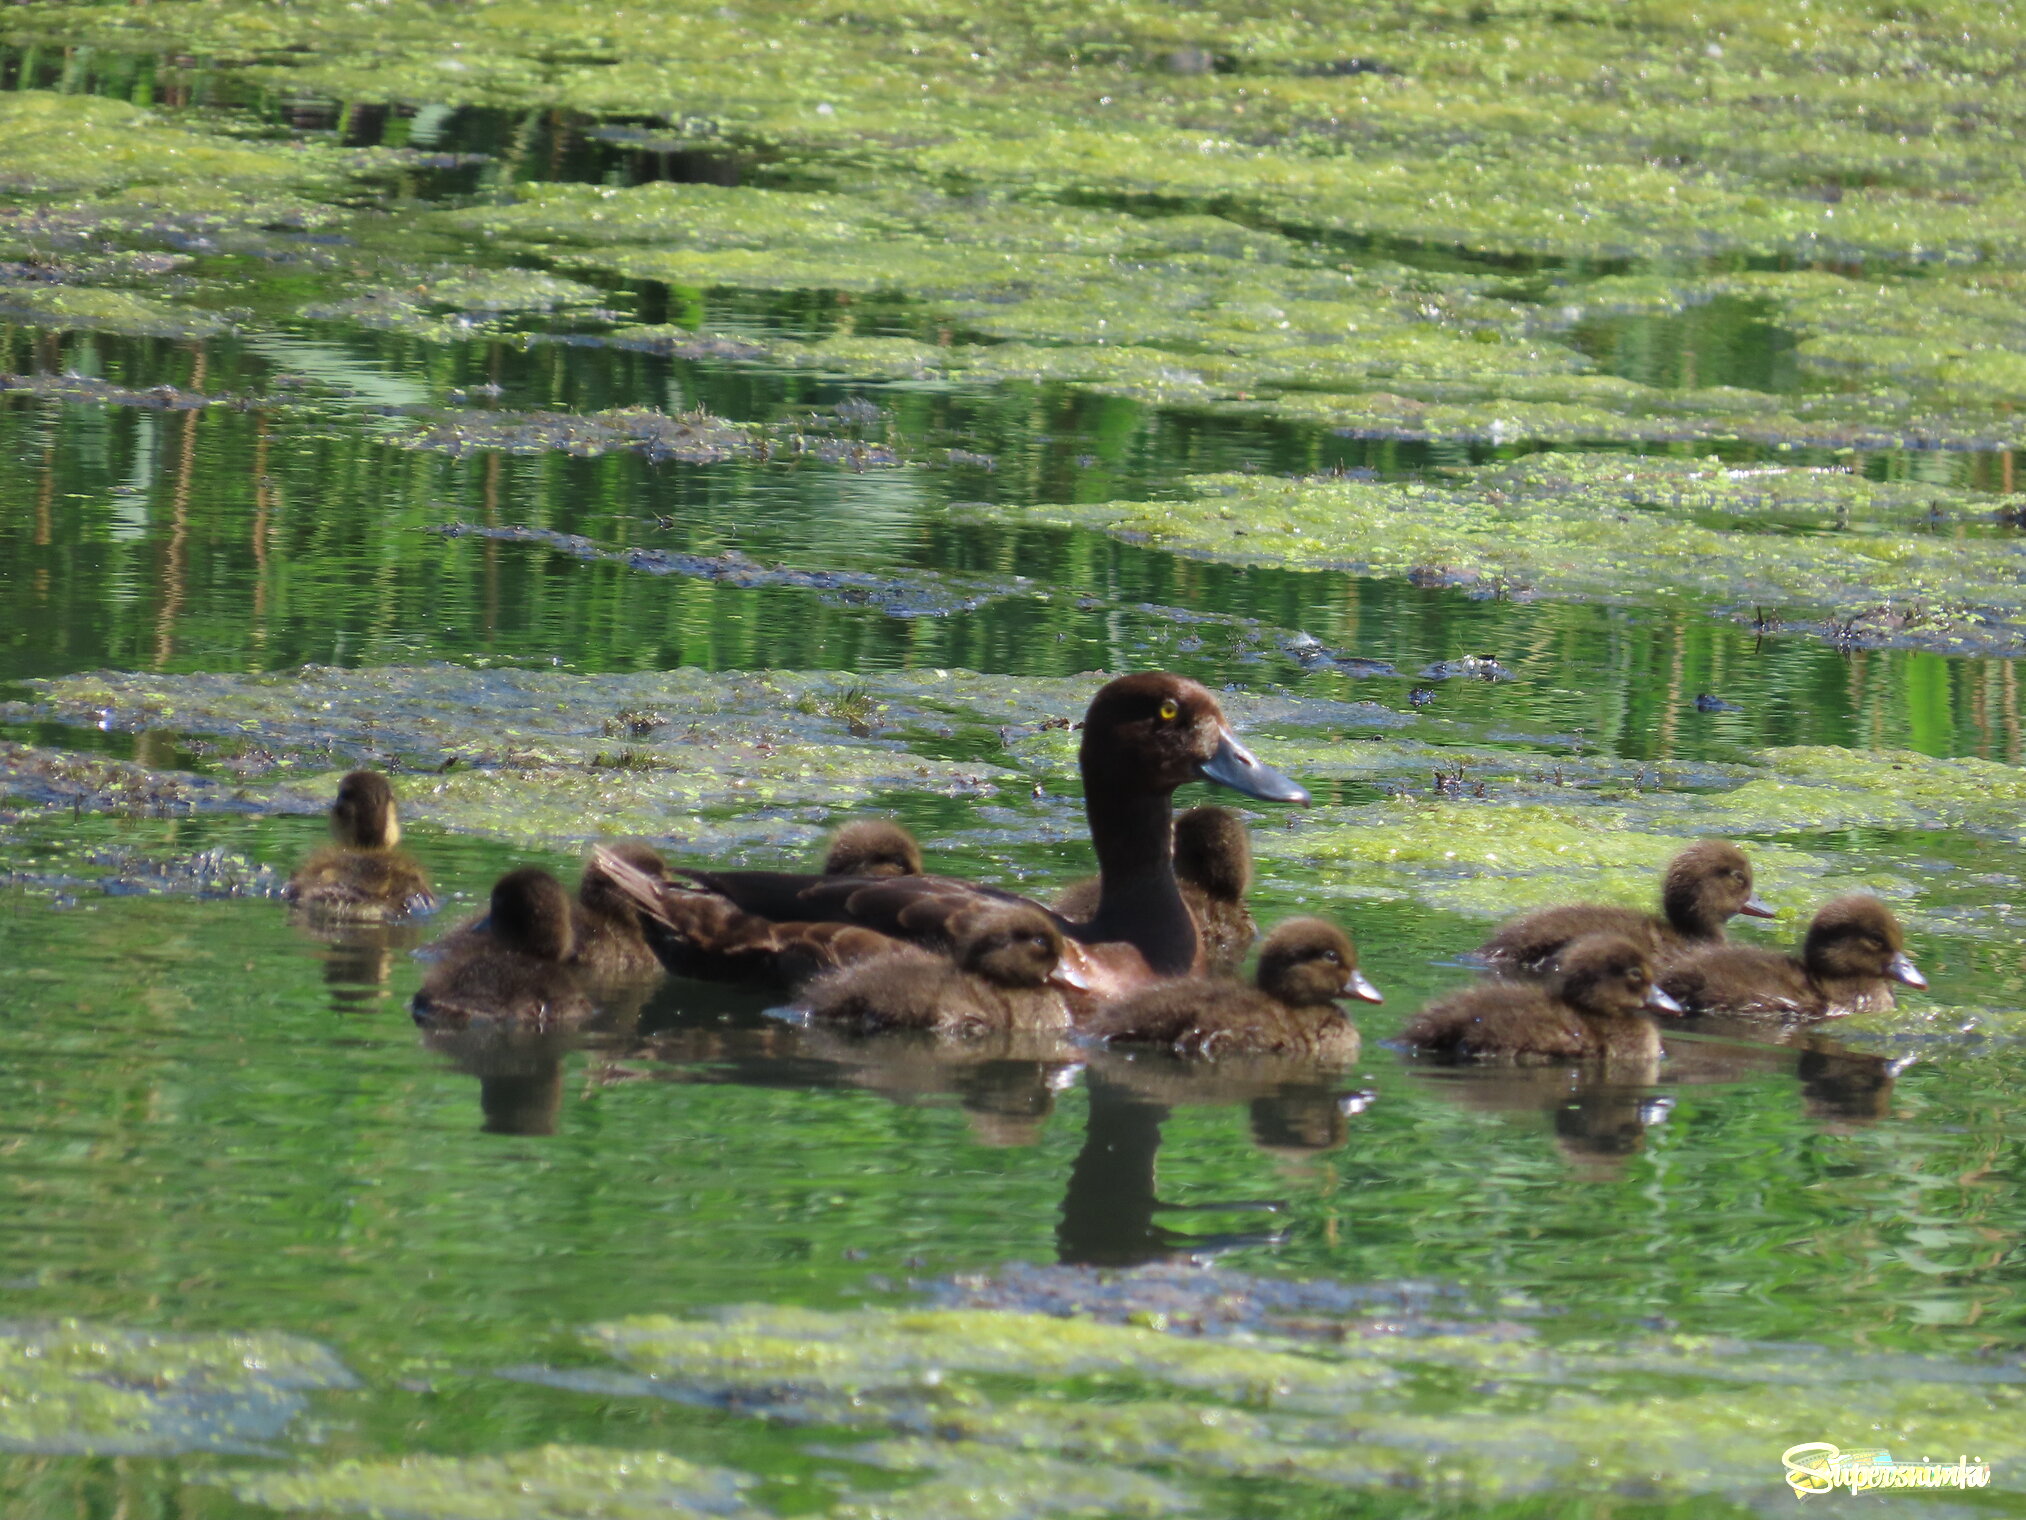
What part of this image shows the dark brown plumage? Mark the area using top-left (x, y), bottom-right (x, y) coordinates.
top-left (1083, 918), bottom-right (1378, 1062)
top-left (598, 673), bottom-right (1310, 999)
top-left (1478, 840), bottom-right (1772, 974)
top-left (1403, 933), bottom-right (1682, 1064)
top-left (284, 770), bottom-right (434, 921)
top-left (1056, 805), bottom-right (1256, 973)
top-left (822, 820), bottom-right (923, 879)
top-left (428, 842), bottom-right (669, 983)
top-left (800, 906), bottom-right (1072, 1037)
top-left (410, 868), bottom-right (592, 1031)
top-left (1659, 894), bottom-right (1925, 1022)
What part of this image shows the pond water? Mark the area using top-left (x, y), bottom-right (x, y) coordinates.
top-left (1, 6), bottom-right (2024, 1515)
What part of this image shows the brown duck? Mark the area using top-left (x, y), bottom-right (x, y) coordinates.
top-left (799, 905), bottom-right (1072, 1037)
top-left (596, 673), bottom-right (1310, 998)
top-left (822, 820), bottom-right (923, 879)
top-left (1659, 894), bottom-right (1925, 1022)
top-left (1403, 933), bottom-right (1683, 1064)
top-left (1056, 804), bottom-right (1256, 974)
top-left (428, 842), bottom-right (670, 983)
top-left (1083, 918), bottom-right (1380, 1062)
top-left (284, 770), bottom-right (434, 920)
top-left (1478, 840), bottom-right (1773, 974)
top-left (410, 868), bottom-right (591, 1031)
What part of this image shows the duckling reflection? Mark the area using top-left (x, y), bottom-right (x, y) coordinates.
top-left (420, 1023), bottom-right (574, 1137)
top-left (315, 920), bottom-right (429, 1015)
top-left (1657, 1024), bottom-right (1906, 1132)
top-left (284, 770), bottom-right (434, 922)
top-left (1405, 1064), bottom-right (1672, 1179)
top-left (792, 1024), bottom-right (1085, 1147)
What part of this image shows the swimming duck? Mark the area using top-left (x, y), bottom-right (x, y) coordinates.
top-left (1055, 805), bottom-right (1257, 974)
top-left (597, 673), bottom-right (1310, 998)
top-left (1658, 894), bottom-right (1925, 1022)
top-left (284, 770), bottom-right (434, 920)
top-left (822, 819), bottom-right (923, 879)
top-left (410, 868), bottom-right (591, 1031)
top-left (1478, 840), bottom-right (1772, 974)
top-left (1083, 918), bottom-right (1379, 1062)
top-left (1403, 933), bottom-right (1683, 1064)
top-left (427, 842), bottom-right (669, 983)
top-left (800, 905), bottom-right (1072, 1037)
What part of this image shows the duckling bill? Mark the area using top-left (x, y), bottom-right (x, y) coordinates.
top-left (284, 770), bottom-right (434, 921)
top-left (1084, 918), bottom-right (1379, 1063)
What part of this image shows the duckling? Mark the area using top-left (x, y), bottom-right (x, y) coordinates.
top-left (1083, 918), bottom-right (1380, 1062)
top-left (1479, 839), bottom-right (1772, 974)
top-left (284, 770), bottom-right (434, 920)
top-left (1659, 894), bottom-right (1925, 1022)
top-left (410, 868), bottom-right (591, 1031)
top-left (800, 905), bottom-right (1072, 1037)
top-left (571, 842), bottom-right (672, 981)
top-left (1402, 933), bottom-right (1683, 1064)
top-left (1056, 805), bottom-right (1257, 973)
top-left (822, 819), bottom-right (924, 879)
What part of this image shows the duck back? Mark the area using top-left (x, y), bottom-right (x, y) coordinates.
top-left (1402, 981), bottom-right (1657, 1064)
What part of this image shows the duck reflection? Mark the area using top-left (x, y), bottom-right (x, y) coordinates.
top-left (1406, 1062), bottom-right (1671, 1179)
top-left (1660, 1022), bottom-right (1907, 1130)
top-left (304, 920), bottom-right (428, 1015)
top-left (421, 1023), bottom-right (574, 1136)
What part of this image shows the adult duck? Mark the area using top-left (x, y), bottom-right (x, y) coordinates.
top-left (411, 867), bottom-right (591, 1031)
top-left (1478, 839), bottom-right (1772, 974)
top-left (1083, 917), bottom-right (1379, 1062)
top-left (1055, 804), bottom-right (1256, 974)
top-left (284, 770), bottom-right (434, 920)
top-left (1658, 894), bottom-right (1925, 1023)
top-left (1403, 933), bottom-right (1683, 1064)
top-left (598, 673), bottom-right (1309, 998)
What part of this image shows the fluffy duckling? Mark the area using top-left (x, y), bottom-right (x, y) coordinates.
top-left (822, 819), bottom-right (924, 879)
top-left (1659, 894), bottom-right (1925, 1022)
top-left (571, 842), bottom-right (672, 980)
top-left (1479, 839), bottom-right (1772, 974)
top-left (800, 905), bottom-right (1072, 1037)
top-left (284, 770), bottom-right (434, 920)
top-left (411, 868), bottom-right (591, 1031)
top-left (1056, 805), bottom-right (1257, 973)
top-left (1403, 933), bottom-right (1683, 1064)
top-left (1083, 918), bottom-right (1381, 1063)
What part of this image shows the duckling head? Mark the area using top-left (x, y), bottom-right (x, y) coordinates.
top-left (579, 841), bottom-right (668, 918)
top-left (331, 770), bottom-right (400, 850)
top-left (1803, 895), bottom-right (1926, 988)
top-left (1255, 918), bottom-right (1382, 1007)
top-left (489, 867), bottom-right (576, 964)
top-left (1173, 805), bottom-right (1253, 902)
top-left (955, 906), bottom-right (1064, 988)
top-left (1080, 672), bottom-right (1308, 805)
top-left (1662, 839), bottom-right (1774, 926)
top-left (823, 819), bottom-right (923, 879)
top-left (1552, 933), bottom-right (1683, 1018)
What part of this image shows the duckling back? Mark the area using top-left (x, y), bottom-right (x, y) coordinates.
top-left (412, 868), bottom-right (590, 1031)
top-left (1404, 933), bottom-right (1673, 1064)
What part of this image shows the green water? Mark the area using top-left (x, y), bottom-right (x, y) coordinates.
top-left (2, 2), bottom-right (2025, 1513)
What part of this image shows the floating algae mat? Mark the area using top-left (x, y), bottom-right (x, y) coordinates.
top-left (0, 0), bottom-right (2024, 1515)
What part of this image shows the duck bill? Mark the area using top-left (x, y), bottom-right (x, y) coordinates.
top-left (1739, 894), bottom-right (1777, 919)
top-left (1345, 968), bottom-right (1384, 1004)
top-left (1886, 951), bottom-right (1928, 990)
top-left (1644, 984), bottom-right (1686, 1015)
top-left (1198, 727), bottom-right (1310, 806)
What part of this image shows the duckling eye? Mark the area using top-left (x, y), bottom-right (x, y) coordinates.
top-left (1158, 698), bottom-right (1180, 721)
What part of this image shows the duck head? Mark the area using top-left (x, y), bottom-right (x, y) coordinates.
top-left (579, 841), bottom-right (668, 918)
top-left (489, 867), bottom-right (577, 964)
top-left (1803, 895), bottom-right (1926, 988)
top-left (1173, 805), bottom-right (1254, 901)
top-left (1554, 933), bottom-right (1683, 1017)
top-left (823, 819), bottom-right (924, 879)
top-left (956, 906), bottom-right (1064, 988)
top-left (1662, 840), bottom-right (1773, 929)
top-left (331, 770), bottom-right (400, 850)
top-left (1079, 673), bottom-right (1309, 805)
top-left (1255, 917), bottom-right (1383, 1007)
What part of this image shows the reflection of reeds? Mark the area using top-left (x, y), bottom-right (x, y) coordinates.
top-left (153, 348), bottom-right (202, 669)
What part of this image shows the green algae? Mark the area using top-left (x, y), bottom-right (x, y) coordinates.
top-left (975, 453), bottom-right (2026, 654)
top-left (0, 89), bottom-right (331, 198)
top-left (0, 1321), bottom-right (351, 1455)
top-left (834, 1441), bottom-right (1192, 1520)
top-left (231, 1445), bottom-right (765, 1520)
top-left (0, 283), bottom-right (223, 339)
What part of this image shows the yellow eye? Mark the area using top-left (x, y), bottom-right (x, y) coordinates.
top-left (1158, 699), bottom-right (1179, 721)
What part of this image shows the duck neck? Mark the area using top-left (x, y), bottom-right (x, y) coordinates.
top-left (1079, 787), bottom-right (1197, 975)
